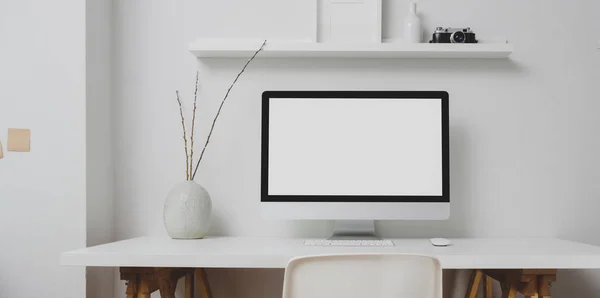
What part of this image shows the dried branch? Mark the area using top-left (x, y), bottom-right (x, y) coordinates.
top-left (189, 71), bottom-right (199, 178)
top-left (191, 39), bottom-right (267, 180)
top-left (175, 90), bottom-right (190, 180)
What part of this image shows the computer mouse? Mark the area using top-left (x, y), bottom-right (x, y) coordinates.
top-left (430, 238), bottom-right (451, 247)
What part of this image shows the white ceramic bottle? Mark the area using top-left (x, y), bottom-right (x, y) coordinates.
top-left (404, 2), bottom-right (422, 43)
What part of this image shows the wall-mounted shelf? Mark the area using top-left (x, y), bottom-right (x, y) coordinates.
top-left (189, 39), bottom-right (513, 59)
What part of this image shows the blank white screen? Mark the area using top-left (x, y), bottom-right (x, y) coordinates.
top-left (268, 98), bottom-right (443, 196)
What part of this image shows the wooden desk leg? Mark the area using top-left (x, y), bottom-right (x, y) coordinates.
top-left (138, 278), bottom-right (151, 298)
top-left (483, 269), bottom-right (556, 298)
top-left (125, 275), bottom-right (139, 298)
top-left (196, 268), bottom-right (213, 298)
top-left (537, 275), bottom-right (554, 298)
top-left (483, 275), bottom-right (493, 298)
top-left (465, 269), bottom-right (483, 298)
top-left (185, 271), bottom-right (195, 298)
top-left (157, 268), bottom-right (183, 298)
top-left (119, 267), bottom-right (198, 298)
top-left (465, 270), bottom-right (494, 298)
top-left (501, 283), bottom-right (517, 298)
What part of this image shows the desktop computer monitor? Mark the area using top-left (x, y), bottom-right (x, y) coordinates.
top-left (261, 91), bottom-right (449, 237)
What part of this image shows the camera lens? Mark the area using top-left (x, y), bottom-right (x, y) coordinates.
top-left (451, 31), bottom-right (465, 43)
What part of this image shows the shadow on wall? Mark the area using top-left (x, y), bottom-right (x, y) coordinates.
top-left (553, 270), bottom-right (600, 297)
top-left (376, 124), bottom-right (471, 238)
top-left (204, 268), bottom-right (284, 298)
top-left (202, 77), bottom-right (492, 239)
top-left (210, 204), bottom-right (333, 237)
top-left (200, 57), bottom-right (527, 78)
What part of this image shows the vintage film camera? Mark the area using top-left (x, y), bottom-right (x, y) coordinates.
top-left (430, 27), bottom-right (478, 43)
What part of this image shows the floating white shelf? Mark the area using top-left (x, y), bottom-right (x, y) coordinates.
top-left (189, 39), bottom-right (513, 59)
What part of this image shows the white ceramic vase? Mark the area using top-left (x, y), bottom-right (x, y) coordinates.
top-left (404, 2), bottom-right (422, 43)
top-left (163, 181), bottom-right (212, 239)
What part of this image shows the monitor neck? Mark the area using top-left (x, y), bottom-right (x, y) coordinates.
top-left (329, 220), bottom-right (380, 240)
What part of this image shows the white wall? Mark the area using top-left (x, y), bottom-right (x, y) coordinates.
top-left (0, 0), bottom-right (86, 297)
top-left (112, 0), bottom-right (600, 297)
top-left (87, 0), bottom-right (115, 297)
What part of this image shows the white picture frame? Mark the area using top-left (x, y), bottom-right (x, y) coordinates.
top-left (317, 0), bottom-right (382, 43)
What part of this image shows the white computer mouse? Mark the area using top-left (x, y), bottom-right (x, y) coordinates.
top-left (430, 238), bottom-right (451, 247)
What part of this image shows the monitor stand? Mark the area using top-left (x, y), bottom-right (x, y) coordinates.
top-left (328, 220), bottom-right (381, 240)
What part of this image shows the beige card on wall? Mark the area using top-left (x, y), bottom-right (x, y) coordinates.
top-left (7, 128), bottom-right (31, 152)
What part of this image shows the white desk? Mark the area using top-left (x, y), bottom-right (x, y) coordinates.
top-left (61, 236), bottom-right (600, 269)
top-left (61, 237), bottom-right (600, 298)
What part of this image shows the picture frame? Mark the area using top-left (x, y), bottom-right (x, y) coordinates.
top-left (317, 0), bottom-right (382, 43)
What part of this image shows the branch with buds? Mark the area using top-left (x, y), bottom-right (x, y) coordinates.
top-left (175, 40), bottom-right (267, 181)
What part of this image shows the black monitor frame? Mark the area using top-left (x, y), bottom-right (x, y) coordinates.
top-left (261, 91), bottom-right (449, 203)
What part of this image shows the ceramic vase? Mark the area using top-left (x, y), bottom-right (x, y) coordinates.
top-left (163, 180), bottom-right (212, 239)
top-left (404, 2), bottom-right (422, 43)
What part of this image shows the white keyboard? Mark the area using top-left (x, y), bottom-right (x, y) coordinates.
top-left (304, 239), bottom-right (395, 247)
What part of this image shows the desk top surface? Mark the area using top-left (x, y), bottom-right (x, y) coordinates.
top-left (61, 237), bottom-right (600, 269)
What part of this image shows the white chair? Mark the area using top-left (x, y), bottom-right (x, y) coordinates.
top-left (282, 254), bottom-right (442, 298)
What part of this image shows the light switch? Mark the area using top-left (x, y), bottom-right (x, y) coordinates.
top-left (0, 140), bottom-right (4, 159)
top-left (7, 128), bottom-right (31, 152)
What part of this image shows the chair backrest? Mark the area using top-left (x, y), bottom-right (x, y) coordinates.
top-left (282, 254), bottom-right (442, 298)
